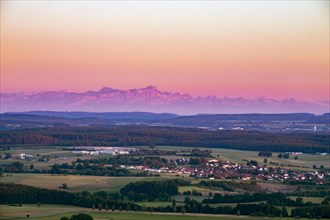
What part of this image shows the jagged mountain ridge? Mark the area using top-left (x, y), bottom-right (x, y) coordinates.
top-left (1, 86), bottom-right (328, 114)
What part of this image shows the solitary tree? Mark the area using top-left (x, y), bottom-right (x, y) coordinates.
top-left (296, 197), bottom-right (303, 206)
top-left (4, 153), bottom-right (12, 159)
top-left (61, 183), bottom-right (68, 189)
top-left (282, 206), bottom-right (288, 217)
top-left (283, 153), bottom-right (290, 159)
top-left (181, 207), bottom-right (186, 215)
top-left (172, 205), bottom-right (177, 212)
top-left (321, 200), bottom-right (329, 205)
top-left (97, 203), bottom-right (103, 211)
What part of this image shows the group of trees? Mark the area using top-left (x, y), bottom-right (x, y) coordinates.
top-left (0, 162), bottom-right (24, 173)
top-left (278, 153), bottom-right (290, 159)
top-left (205, 192), bottom-right (322, 208)
top-left (68, 154), bottom-right (211, 170)
top-left (1, 126), bottom-right (329, 153)
top-left (60, 213), bottom-right (93, 220)
top-left (189, 148), bottom-right (212, 157)
top-left (198, 180), bottom-right (259, 192)
top-left (0, 183), bottom-right (75, 205)
top-left (76, 156), bottom-right (174, 169)
top-left (293, 205), bottom-right (330, 218)
top-left (50, 163), bottom-right (144, 177)
top-left (258, 151), bottom-right (272, 157)
top-left (120, 180), bottom-right (179, 201)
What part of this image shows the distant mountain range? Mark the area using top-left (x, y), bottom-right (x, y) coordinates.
top-left (1, 86), bottom-right (329, 114)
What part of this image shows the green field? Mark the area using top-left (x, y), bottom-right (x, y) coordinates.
top-left (0, 173), bottom-right (173, 193)
top-left (0, 204), bottom-right (310, 220)
top-left (0, 173), bottom-right (300, 196)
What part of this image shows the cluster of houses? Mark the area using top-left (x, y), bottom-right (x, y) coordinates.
top-left (17, 153), bottom-right (34, 160)
top-left (71, 146), bottom-right (134, 156)
top-left (123, 159), bottom-right (328, 184)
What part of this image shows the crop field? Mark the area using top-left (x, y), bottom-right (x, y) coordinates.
top-left (288, 196), bottom-right (324, 204)
top-left (0, 204), bottom-right (303, 220)
top-left (178, 185), bottom-right (209, 193)
top-left (0, 173), bottom-right (173, 193)
top-left (136, 201), bottom-right (177, 207)
top-left (172, 195), bottom-right (206, 203)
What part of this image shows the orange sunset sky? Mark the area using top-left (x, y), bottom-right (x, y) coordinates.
top-left (1, 1), bottom-right (329, 101)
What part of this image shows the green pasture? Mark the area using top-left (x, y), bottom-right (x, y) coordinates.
top-left (0, 173), bottom-right (198, 195)
top-left (0, 204), bottom-right (307, 220)
top-left (0, 173), bottom-right (173, 193)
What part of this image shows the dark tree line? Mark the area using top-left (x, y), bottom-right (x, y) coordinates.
top-left (76, 156), bottom-right (172, 169)
top-left (0, 183), bottom-right (75, 204)
top-left (258, 151), bottom-right (273, 157)
top-left (293, 206), bottom-right (330, 218)
top-left (1, 182), bottom-right (329, 217)
top-left (198, 180), bottom-right (259, 192)
top-left (0, 162), bottom-right (152, 177)
top-left (1, 126), bottom-right (329, 153)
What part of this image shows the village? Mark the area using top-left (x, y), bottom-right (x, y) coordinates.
top-left (122, 158), bottom-right (328, 184)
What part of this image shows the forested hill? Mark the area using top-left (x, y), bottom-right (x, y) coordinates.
top-left (1, 112), bottom-right (329, 132)
top-left (0, 126), bottom-right (329, 153)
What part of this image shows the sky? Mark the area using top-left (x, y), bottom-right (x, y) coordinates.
top-left (1, 0), bottom-right (329, 101)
